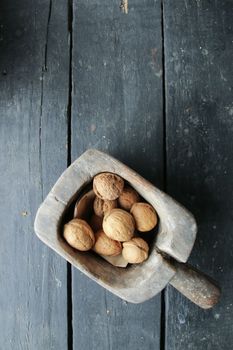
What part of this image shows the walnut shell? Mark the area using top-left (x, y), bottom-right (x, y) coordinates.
top-left (93, 230), bottom-right (122, 256)
top-left (93, 196), bottom-right (117, 218)
top-left (93, 172), bottom-right (124, 200)
top-left (89, 214), bottom-right (103, 232)
top-left (103, 208), bottom-right (135, 242)
top-left (122, 237), bottom-right (149, 263)
top-left (130, 202), bottom-right (157, 232)
top-left (118, 186), bottom-right (140, 211)
top-left (63, 219), bottom-right (95, 251)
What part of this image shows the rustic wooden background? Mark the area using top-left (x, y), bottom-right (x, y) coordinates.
top-left (0, 0), bottom-right (232, 349)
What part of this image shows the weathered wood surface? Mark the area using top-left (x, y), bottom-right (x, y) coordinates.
top-left (169, 262), bottom-right (220, 310)
top-left (71, 1), bottom-right (164, 348)
top-left (164, 0), bottom-right (233, 349)
top-left (0, 0), bottom-right (69, 349)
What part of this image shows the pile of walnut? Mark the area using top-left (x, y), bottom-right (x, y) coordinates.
top-left (63, 172), bottom-right (158, 266)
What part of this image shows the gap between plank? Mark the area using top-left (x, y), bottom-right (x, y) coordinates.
top-left (67, 263), bottom-right (73, 350)
top-left (67, 0), bottom-right (73, 167)
top-left (161, 0), bottom-right (167, 192)
top-left (160, 290), bottom-right (166, 350)
top-left (67, 0), bottom-right (73, 349)
top-left (39, 0), bottom-right (52, 200)
top-left (160, 1), bottom-right (167, 350)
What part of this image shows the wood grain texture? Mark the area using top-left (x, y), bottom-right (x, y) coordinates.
top-left (71, 0), bottom-right (164, 348)
top-left (169, 262), bottom-right (220, 309)
top-left (164, 0), bottom-right (233, 348)
top-left (0, 0), bottom-right (69, 348)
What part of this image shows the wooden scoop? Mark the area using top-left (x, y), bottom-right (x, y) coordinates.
top-left (34, 149), bottom-right (220, 309)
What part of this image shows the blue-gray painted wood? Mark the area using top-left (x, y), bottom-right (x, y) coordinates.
top-left (1, 0), bottom-right (232, 348)
top-left (164, 1), bottom-right (233, 349)
top-left (0, 0), bottom-right (69, 348)
top-left (71, 0), bottom-right (164, 348)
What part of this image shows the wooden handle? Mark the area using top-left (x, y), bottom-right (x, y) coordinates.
top-left (169, 262), bottom-right (220, 309)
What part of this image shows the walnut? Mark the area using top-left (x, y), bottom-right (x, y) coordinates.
top-left (130, 202), bottom-right (157, 232)
top-left (103, 208), bottom-right (135, 242)
top-left (93, 172), bottom-right (124, 200)
top-left (118, 186), bottom-right (140, 211)
top-left (93, 230), bottom-right (122, 256)
top-left (63, 219), bottom-right (95, 251)
top-left (122, 237), bottom-right (149, 263)
top-left (93, 196), bottom-right (117, 218)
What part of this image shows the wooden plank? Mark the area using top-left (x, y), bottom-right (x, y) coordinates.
top-left (0, 0), bottom-right (69, 348)
top-left (71, 0), bottom-right (164, 348)
top-left (164, 1), bottom-right (233, 348)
